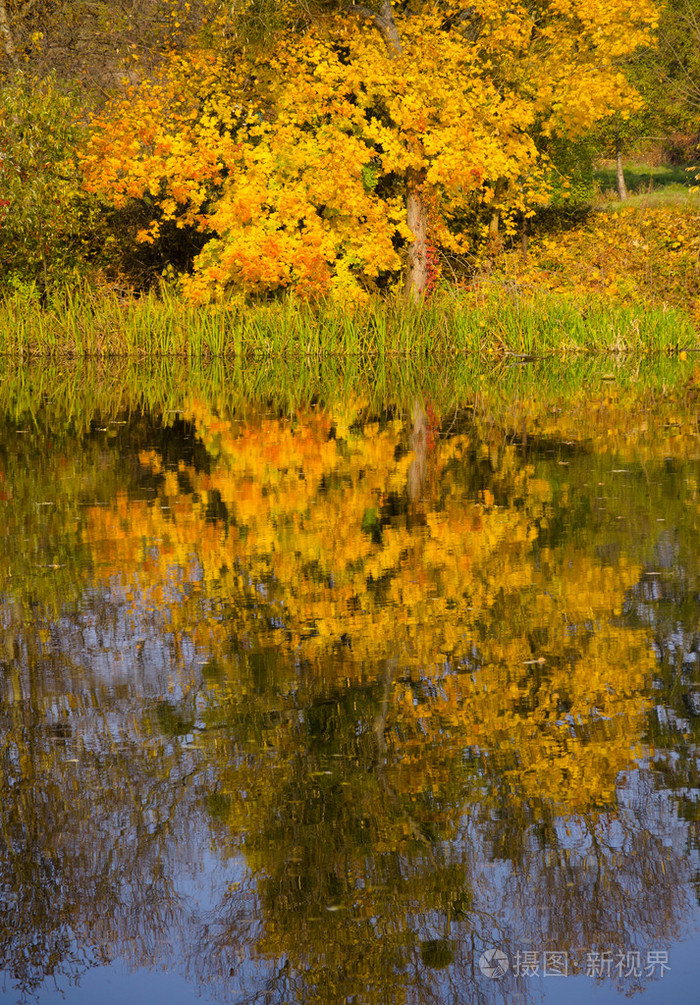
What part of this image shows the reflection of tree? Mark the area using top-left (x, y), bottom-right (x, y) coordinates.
top-left (192, 637), bottom-right (689, 1000)
top-left (473, 789), bottom-right (689, 966)
top-left (623, 561), bottom-right (700, 893)
top-left (197, 673), bottom-right (484, 1004)
top-left (0, 384), bottom-right (699, 1002)
top-left (407, 400), bottom-right (429, 503)
top-left (0, 624), bottom-right (206, 999)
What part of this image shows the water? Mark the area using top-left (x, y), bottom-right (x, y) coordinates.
top-left (1, 359), bottom-right (699, 1004)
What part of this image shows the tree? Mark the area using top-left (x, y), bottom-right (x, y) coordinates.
top-left (83, 0), bottom-right (659, 301)
top-left (638, 0), bottom-right (700, 126)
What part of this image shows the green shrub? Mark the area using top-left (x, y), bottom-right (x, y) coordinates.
top-left (0, 73), bottom-right (104, 293)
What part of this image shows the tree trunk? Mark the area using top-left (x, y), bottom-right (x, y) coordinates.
top-left (354, 2), bottom-right (429, 303)
top-left (405, 174), bottom-right (429, 304)
top-left (374, 0), bottom-right (403, 55)
top-left (615, 135), bottom-right (628, 201)
top-left (488, 177), bottom-right (506, 245)
top-left (489, 208), bottom-right (500, 242)
top-left (351, 0), bottom-right (403, 55)
top-left (0, 0), bottom-right (18, 68)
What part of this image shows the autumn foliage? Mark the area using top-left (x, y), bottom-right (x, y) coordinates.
top-left (82, 0), bottom-right (659, 301)
top-left (498, 205), bottom-right (700, 318)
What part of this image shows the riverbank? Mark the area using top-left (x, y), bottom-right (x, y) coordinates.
top-left (1, 282), bottom-right (697, 360)
top-left (3, 196), bottom-right (699, 359)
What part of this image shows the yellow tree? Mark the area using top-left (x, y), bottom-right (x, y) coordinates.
top-left (83, 0), bottom-right (658, 301)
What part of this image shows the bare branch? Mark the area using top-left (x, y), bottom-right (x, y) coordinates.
top-left (0, 0), bottom-right (18, 67)
top-left (14, 0), bottom-right (41, 22)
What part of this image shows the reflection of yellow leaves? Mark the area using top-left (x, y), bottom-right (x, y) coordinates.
top-left (139, 448), bottom-right (162, 474)
top-left (81, 398), bottom-right (662, 815)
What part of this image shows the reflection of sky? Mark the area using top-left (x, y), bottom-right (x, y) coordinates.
top-left (9, 967), bottom-right (224, 1005)
top-left (4, 414), bottom-right (700, 1004)
top-left (3, 920), bottom-right (697, 1005)
top-left (3, 631), bottom-right (700, 1005)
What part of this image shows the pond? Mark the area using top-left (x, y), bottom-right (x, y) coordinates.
top-left (0, 357), bottom-right (699, 1005)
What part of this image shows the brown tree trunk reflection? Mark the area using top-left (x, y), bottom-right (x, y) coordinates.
top-left (407, 400), bottom-right (428, 503)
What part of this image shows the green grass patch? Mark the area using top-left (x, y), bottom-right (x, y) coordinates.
top-left (593, 160), bottom-right (698, 209)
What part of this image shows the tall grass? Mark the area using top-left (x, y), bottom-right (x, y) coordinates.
top-left (0, 282), bottom-right (696, 359)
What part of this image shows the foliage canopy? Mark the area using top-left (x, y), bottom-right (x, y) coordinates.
top-left (83, 0), bottom-right (659, 301)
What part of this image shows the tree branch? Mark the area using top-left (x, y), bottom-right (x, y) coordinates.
top-left (0, 0), bottom-right (18, 67)
top-left (345, 0), bottom-right (403, 55)
top-left (15, 0), bottom-right (41, 22)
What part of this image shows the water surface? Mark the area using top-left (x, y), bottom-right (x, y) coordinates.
top-left (1, 358), bottom-right (699, 1004)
